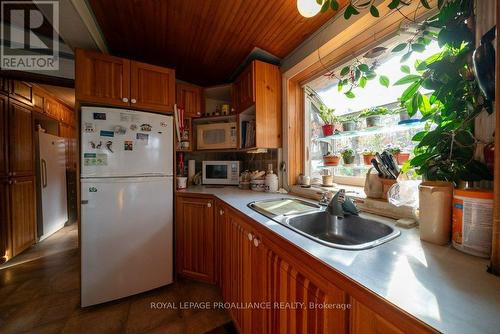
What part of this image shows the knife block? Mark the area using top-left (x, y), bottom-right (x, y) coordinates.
top-left (380, 178), bottom-right (397, 200)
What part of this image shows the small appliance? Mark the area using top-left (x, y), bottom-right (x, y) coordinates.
top-left (202, 161), bottom-right (240, 185)
top-left (196, 122), bottom-right (237, 150)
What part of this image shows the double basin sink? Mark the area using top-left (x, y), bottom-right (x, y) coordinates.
top-left (248, 198), bottom-right (400, 250)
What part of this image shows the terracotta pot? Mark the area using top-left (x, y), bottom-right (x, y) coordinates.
top-left (363, 154), bottom-right (375, 165)
top-left (323, 155), bottom-right (340, 166)
top-left (395, 152), bottom-right (410, 165)
top-left (322, 124), bottom-right (334, 137)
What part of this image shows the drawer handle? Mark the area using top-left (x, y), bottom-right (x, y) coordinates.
top-left (122, 97), bottom-right (129, 103)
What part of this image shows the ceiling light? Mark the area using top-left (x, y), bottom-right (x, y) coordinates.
top-left (297, 0), bottom-right (322, 18)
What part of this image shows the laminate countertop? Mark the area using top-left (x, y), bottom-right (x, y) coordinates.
top-left (177, 186), bottom-right (500, 334)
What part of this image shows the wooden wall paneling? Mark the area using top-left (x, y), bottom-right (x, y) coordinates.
top-left (44, 96), bottom-right (60, 120)
top-left (130, 61), bottom-right (175, 113)
top-left (255, 61), bottom-right (282, 148)
top-left (285, 78), bottom-right (305, 187)
top-left (0, 95), bottom-right (7, 178)
top-left (10, 176), bottom-right (36, 256)
top-left (0, 177), bottom-right (11, 263)
top-left (8, 101), bottom-right (33, 177)
top-left (491, 2), bottom-right (500, 276)
top-left (75, 48), bottom-right (131, 107)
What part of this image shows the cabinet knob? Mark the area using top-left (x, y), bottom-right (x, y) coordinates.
top-left (219, 209), bottom-right (224, 216)
top-left (8, 180), bottom-right (13, 185)
top-left (131, 98), bottom-right (137, 104)
top-left (253, 238), bottom-right (260, 247)
top-left (11, 172), bottom-right (16, 176)
top-left (247, 233), bottom-right (253, 241)
top-left (122, 97), bottom-right (129, 103)
top-left (207, 202), bottom-right (212, 208)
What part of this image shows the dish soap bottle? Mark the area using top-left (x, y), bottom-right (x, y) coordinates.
top-left (265, 164), bottom-right (278, 193)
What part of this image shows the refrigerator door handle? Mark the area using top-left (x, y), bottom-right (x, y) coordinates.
top-left (41, 159), bottom-right (48, 188)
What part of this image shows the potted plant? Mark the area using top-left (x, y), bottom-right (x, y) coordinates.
top-left (387, 146), bottom-right (410, 165)
top-left (339, 115), bottom-right (357, 132)
top-left (397, 106), bottom-right (422, 123)
top-left (323, 152), bottom-right (340, 166)
top-left (360, 107), bottom-right (389, 127)
top-left (318, 105), bottom-right (337, 137)
top-left (341, 148), bottom-right (355, 165)
top-left (362, 150), bottom-right (376, 165)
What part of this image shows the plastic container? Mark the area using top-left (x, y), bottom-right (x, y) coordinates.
top-left (452, 189), bottom-right (494, 258)
top-left (418, 181), bottom-right (454, 245)
top-left (251, 179), bottom-right (265, 192)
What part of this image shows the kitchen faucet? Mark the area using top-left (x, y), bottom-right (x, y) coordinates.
top-left (321, 189), bottom-right (359, 218)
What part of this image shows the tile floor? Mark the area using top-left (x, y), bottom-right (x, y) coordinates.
top-left (0, 224), bottom-right (234, 334)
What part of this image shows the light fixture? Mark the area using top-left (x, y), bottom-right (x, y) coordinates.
top-left (297, 0), bottom-right (322, 18)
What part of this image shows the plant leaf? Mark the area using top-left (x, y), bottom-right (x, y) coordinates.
top-left (400, 51), bottom-right (413, 63)
top-left (394, 74), bottom-right (421, 85)
top-left (392, 43), bottom-right (408, 52)
top-left (358, 63), bottom-right (370, 72)
top-left (340, 66), bottom-right (350, 76)
top-left (379, 75), bottom-right (390, 88)
top-left (388, 0), bottom-right (400, 10)
top-left (321, 0), bottom-right (330, 13)
top-left (330, 0), bottom-right (339, 10)
top-left (401, 81), bottom-right (421, 102)
top-left (316, 0), bottom-right (323, 5)
top-left (420, 0), bottom-right (431, 9)
top-left (345, 91), bottom-right (355, 98)
top-left (369, 5), bottom-right (380, 17)
top-left (365, 71), bottom-right (377, 80)
top-left (359, 76), bottom-right (367, 88)
top-left (400, 65), bottom-right (411, 74)
top-left (411, 43), bottom-right (426, 52)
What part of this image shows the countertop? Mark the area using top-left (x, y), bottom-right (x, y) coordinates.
top-left (177, 186), bottom-right (500, 334)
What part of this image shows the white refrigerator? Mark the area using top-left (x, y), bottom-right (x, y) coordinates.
top-left (80, 106), bottom-right (174, 307)
top-left (37, 132), bottom-right (68, 241)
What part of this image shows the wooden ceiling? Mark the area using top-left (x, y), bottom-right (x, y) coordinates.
top-left (88, 0), bottom-right (343, 86)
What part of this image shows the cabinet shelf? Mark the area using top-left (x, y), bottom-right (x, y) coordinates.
top-left (319, 120), bottom-right (425, 141)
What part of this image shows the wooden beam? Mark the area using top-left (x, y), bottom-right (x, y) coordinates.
top-left (491, 4), bottom-right (500, 276)
top-left (0, 70), bottom-right (74, 88)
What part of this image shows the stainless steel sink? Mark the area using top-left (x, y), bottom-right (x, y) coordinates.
top-left (247, 198), bottom-right (400, 250)
top-left (283, 211), bottom-right (400, 250)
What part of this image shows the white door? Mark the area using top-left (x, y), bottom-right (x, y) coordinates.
top-left (80, 107), bottom-right (173, 177)
top-left (80, 176), bottom-right (173, 307)
top-left (39, 132), bottom-right (68, 241)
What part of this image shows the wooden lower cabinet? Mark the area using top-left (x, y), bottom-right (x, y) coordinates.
top-left (350, 298), bottom-right (404, 334)
top-left (175, 195), bottom-right (215, 283)
top-left (220, 205), bottom-right (346, 333)
top-left (10, 176), bottom-right (36, 257)
top-left (0, 177), bottom-right (10, 263)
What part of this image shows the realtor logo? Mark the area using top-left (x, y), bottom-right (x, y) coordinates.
top-left (1, 1), bottom-right (59, 70)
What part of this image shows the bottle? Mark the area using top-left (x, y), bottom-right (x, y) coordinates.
top-left (265, 164), bottom-right (278, 193)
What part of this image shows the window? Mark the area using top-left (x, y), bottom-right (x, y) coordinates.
top-left (305, 38), bottom-right (441, 186)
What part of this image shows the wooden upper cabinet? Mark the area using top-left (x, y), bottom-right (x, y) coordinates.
top-left (10, 81), bottom-right (33, 106)
top-left (233, 63), bottom-right (255, 112)
top-left (8, 101), bottom-right (33, 177)
top-left (44, 96), bottom-right (60, 120)
top-left (0, 95), bottom-right (7, 178)
top-left (10, 176), bottom-right (36, 256)
top-left (130, 61), bottom-right (175, 113)
top-left (176, 83), bottom-right (202, 117)
top-left (32, 87), bottom-right (45, 113)
top-left (175, 195), bottom-right (215, 283)
top-left (75, 48), bottom-right (131, 107)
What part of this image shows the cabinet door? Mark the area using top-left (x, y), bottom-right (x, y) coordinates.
top-left (44, 96), bottom-right (60, 120)
top-left (233, 63), bottom-right (255, 112)
top-left (9, 101), bottom-right (33, 177)
top-left (75, 49), bottom-right (131, 107)
top-left (0, 95), bottom-right (7, 178)
top-left (350, 298), bottom-right (405, 334)
top-left (32, 88), bottom-right (45, 113)
top-left (130, 61), bottom-right (175, 113)
top-left (176, 83), bottom-right (202, 117)
top-left (10, 176), bottom-right (36, 256)
top-left (11, 81), bottom-right (33, 106)
top-left (175, 196), bottom-right (215, 283)
top-left (0, 177), bottom-right (10, 263)
top-left (1, 78), bottom-right (10, 95)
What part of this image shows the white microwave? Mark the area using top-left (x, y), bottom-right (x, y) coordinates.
top-left (202, 161), bottom-right (240, 185)
top-left (197, 122), bottom-right (237, 150)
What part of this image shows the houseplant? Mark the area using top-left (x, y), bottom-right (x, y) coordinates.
top-left (318, 105), bottom-right (337, 136)
top-left (341, 148), bottom-right (355, 165)
top-left (359, 107), bottom-right (389, 127)
top-left (387, 146), bottom-right (410, 165)
top-left (362, 150), bottom-right (376, 165)
top-left (339, 114), bottom-right (357, 131)
top-left (323, 152), bottom-right (340, 166)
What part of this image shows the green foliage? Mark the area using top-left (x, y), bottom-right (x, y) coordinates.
top-left (317, 105), bottom-right (337, 124)
top-left (359, 107), bottom-right (390, 118)
top-left (341, 148), bottom-right (355, 159)
top-left (393, 0), bottom-right (492, 183)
